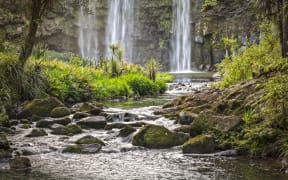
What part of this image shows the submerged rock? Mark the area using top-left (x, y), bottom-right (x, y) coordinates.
top-left (182, 135), bottom-right (215, 154)
top-left (77, 116), bottom-right (107, 129)
top-left (63, 144), bottom-right (102, 154)
top-left (26, 129), bottom-right (48, 137)
top-left (132, 125), bottom-right (189, 149)
top-left (50, 107), bottom-right (71, 118)
top-left (119, 126), bottom-right (136, 137)
top-left (9, 157), bottom-right (31, 172)
top-left (75, 135), bottom-right (105, 145)
top-left (19, 97), bottom-right (65, 118)
top-left (51, 124), bottom-right (82, 136)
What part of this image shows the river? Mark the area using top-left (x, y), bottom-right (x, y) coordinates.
top-left (1, 82), bottom-right (288, 180)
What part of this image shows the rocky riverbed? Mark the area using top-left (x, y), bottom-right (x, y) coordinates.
top-left (1, 82), bottom-right (288, 180)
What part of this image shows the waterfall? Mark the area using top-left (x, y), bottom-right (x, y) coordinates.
top-left (106, 0), bottom-right (135, 62)
top-left (78, 0), bottom-right (99, 60)
top-left (171, 0), bottom-right (192, 72)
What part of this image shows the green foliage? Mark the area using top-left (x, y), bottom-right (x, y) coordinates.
top-left (202, 0), bottom-right (218, 11)
top-left (156, 73), bottom-right (174, 83)
top-left (216, 33), bottom-right (281, 88)
top-left (124, 74), bottom-right (159, 96)
top-left (145, 58), bottom-right (160, 82)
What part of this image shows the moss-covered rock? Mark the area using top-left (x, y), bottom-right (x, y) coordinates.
top-left (26, 129), bottom-right (48, 137)
top-left (79, 103), bottom-right (104, 116)
top-left (77, 116), bottom-right (107, 129)
top-left (132, 125), bottom-right (189, 149)
top-left (62, 144), bottom-right (102, 154)
top-left (51, 124), bottom-right (82, 136)
top-left (9, 157), bottom-right (31, 172)
top-left (75, 135), bottom-right (104, 145)
top-left (50, 107), bottom-right (71, 118)
top-left (19, 97), bottom-right (65, 118)
top-left (36, 120), bottom-right (53, 128)
top-left (182, 135), bottom-right (215, 154)
top-left (52, 117), bottom-right (72, 126)
top-left (73, 112), bottom-right (90, 120)
top-left (20, 124), bottom-right (31, 129)
top-left (21, 149), bottom-right (34, 156)
top-left (119, 126), bottom-right (136, 137)
top-left (0, 133), bottom-right (10, 150)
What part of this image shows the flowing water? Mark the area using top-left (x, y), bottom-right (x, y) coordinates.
top-left (78, 0), bottom-right (99, 60)
top-left (106, 0), bottom-right (135, 62)
top-left (171, 0), bottom-right (192, 72)
top-left (1, 82), bottom-right (288, 180)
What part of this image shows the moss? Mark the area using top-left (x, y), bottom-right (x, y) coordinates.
top-left (75, 135), bottom-right (105, 145)
top-left (51, 124), bottom-right (82, 136)
top-left (36, 120), bottom-right (53, 128)
top-left (26, 129), bottom-right (48, 137)
top-left (183, 135), bottom-right (215, 154)
top-left (20, 97), bottom-right (64, 118)
top-left (50, 107), bottom-right (71, 118)
top-left (62, 145), bottom-right (81, 153)
top-left (20, 124), bottom-right (31, 129)
top-left (132, 125), bottom-right (189, 149)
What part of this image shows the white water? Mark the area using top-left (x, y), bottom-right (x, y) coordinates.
top-left (78, 0), bottom-right (99, 60)
top-left (171, 0), bottom-right (192, 72)
top-left (106, 0), bottom-right (135, 62)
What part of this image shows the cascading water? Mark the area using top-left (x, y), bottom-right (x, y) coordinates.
top-left (78, 0), bottom-right (99, 60)
top-left (171, 0), bottom-right (192, 72)
top-left (106, 0), bottom-right (135, 62)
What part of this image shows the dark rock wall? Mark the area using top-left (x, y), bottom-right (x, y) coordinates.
top-left (0, 0), bottom-right (257, 71)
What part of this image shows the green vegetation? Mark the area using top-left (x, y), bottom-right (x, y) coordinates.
top-left (202, 0), bottom-right (218, 11)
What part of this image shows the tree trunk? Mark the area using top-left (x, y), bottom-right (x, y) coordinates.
top-left (18, 0), bottom-right (42, 68)
top-left (282, 0), bottom-right (288, 58)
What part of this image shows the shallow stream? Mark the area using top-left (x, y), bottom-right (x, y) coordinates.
top-left (1, 82), bottom-right (287, 180)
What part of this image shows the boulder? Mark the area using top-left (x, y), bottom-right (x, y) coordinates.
top-left (0, 133), bottom-right (10, 150)
top-left (36, 120), bottom-right (53, 128)
top-left (52, 117), bottom-right (72, 126)
top-left (182, 135), bottom-right (215, 154)
top-left (0, 149), bottom-right (12, 159)
top-left (77, 116), bottom-right (107, 129)
top-left (26, 129), bottom-right (48, 137)
top-left (50, 107), bottom-right (71, 118)
top-left (132, 125), bottom-right (189, 149)
top-left (9, 157), bottom-right (31, 172)
top-left (178, 111), bottom-right (198, 125)
top-left (119, 126), bottom-right (136, 137)
top-left (73, 112), bottom-right (90, 120)
top-left (20, 124), bottom-right (31, 129)
top-left (75, 135), bottom-right (105, 145)
top-left (21, 149), bottom-right (34, 156)
top-left (51, 124), bottom-right (82, 136)
top-left (63, 144), bottom-right (102, 154)
top-left (79, 103), bottom-right (104, 116)
top-left (174, 125), bottom-right (192, 134)
top-left (104, 123), bottom-right (128, 130)
top-left (19, 97), bottom-right (65, 118)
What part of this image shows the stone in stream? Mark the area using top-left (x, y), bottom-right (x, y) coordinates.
top-left (0, 133), bottom-right (10, 150)
top-left (62, 144), bottom-right (102, 154)
top-left (118, 126), bottom-right (136, 137)
top-left (79, 103), bottom-right (104, 116)
top-left (26, 129), bottom-right (48, 137)
top-left (104, 123), bottom-right (128, 130)
top-left (73, 112), bottom-right (91, 120)
top-left (178, 111), bottom-right (198, 125)
top-left (77, 116), bottom-right (107, 129)
top-left (36, 118), bottom-right (71, 128)
top-left (132, 125), bottom-right (189, 149)
top-left (106, 112), bottom-right (138, 122)
top-left (75, 135), bottom-right (105, 146)
top-left (182, 135), bottom-right (215, 154)
top-left (51, 124), bottom-right (82, 136)
top-left (9, 157), bottom-right (31, 172)
top-left (19, 97), bottom-right (65, 118)
top-left (50, 107), bottom-right (71, 118)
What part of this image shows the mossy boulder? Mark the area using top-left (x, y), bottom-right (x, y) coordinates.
top-left (79, 103), bottom-right (104, 116)
top-left (50, 107), bottom-right (71, 118)
top-left (36, 120), bottom-right (53, 128)
top-left (9, 157), bottom-right (31, 172)
top-left (119, 126), bottom-right (136, 137)
top-left (73, 112), bottom-right (90, 120)
top-left (75, 135), bottom-right (105, 145)
top-left (26, 129), bottom-right (48, 137)
top-left (19, 97), bottom-right (65, 118)
top-left (0, 133), bottom-right (10, 149)
top-left (182, 135), bottom-right (215, 154)
top-left (132, 125), bottom-right (189, 149)
top-left (52, 117), bottom-right (72, 126)
top-left (77, 116), bottom-right (107, 129)
top-left (20, 124), bottom-right (31, 129)
top-left (21, 149), bottom-right (34, 156)
top-left (63, 144), bottom-right (102, 154)
top-left (51, 124), bottom-right (82, 136)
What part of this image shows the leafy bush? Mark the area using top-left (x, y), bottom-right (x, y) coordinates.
top-left (202, 0), bottom-right (218, 11)
top-left (156, 73), bottom-right (174, 83)
top-left (216, 33), bottom-right (281, 88)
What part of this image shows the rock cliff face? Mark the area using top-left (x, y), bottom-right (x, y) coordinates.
top-left (0, 0), bottom-right (257, 70)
